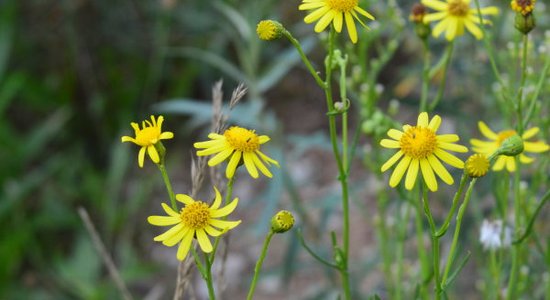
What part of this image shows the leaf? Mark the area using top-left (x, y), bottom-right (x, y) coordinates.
top-left (212, 0), bottom-right (252, 41)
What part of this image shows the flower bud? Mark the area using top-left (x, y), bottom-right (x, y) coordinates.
top-left (514, 12), bottom-right (536, 34)
top-left (465, 154), bottom-right (490, 178)
top-left (256, 20), bottom-right (284, 41)
top-left (498, 134), bottom-right (524, 156)
top-left (271, 210), bottom-right (294, 233)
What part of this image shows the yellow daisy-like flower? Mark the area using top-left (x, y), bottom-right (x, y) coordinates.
top-left (380, 112), bottom-right (468, 192)
top-left (298, 0), bottom-right (375, 44)
top-left (194, 126), bottom-right (279, 179)
top-left (422, 0), bottom-right (499, 41)
top-left (147, 187), bottom-right (241, 261)
top-left (511, 0), bottom-right (535, 16)
top-left (470, 122), bottom-right (549, 172)
top-left (121, 115), bottom-right (174, 168)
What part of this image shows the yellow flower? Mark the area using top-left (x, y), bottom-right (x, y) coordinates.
top-left (121, 115), bottom-right (174, 168)
top-left (470, 122), bottom-right (549, 172)
top-left (194, 126), bottom-right (279, 179)
top-left (298, 0), bottom-right (375, 44)
top-left (511, 0), bottom-right (536, 16)
top-left (147, 187), bottom-right (241, 260)
top-left (380, 112), bottom-right (468, 192)
top-left (422, 0), bottom-right (499, 41)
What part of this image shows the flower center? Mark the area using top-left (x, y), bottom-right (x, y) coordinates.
top-left (400, 126), bottom-right (438, 159)
top-left (326, 0), bottom-right (358, 12)
top-left (448, 0), bottom-right (469, 17)
top-left (496, 130), bottom-right (517, 146)
top-left (180, 202), bottom-right (210, 229)
top-left (511, 0), bottom-right (535, 15)
top-left (224, 126), bottom-right (260, 152)
top-left (136, 127), bottom-right (160, 146)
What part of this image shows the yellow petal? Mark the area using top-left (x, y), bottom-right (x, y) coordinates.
top-left (405, 159), bottom-right (420, 190)
top-left (427, 155), bottom-right (454, 185)
top-left (162, 203), bottom-right (180, 217)
top-left (258, 135), bottom-right (271, 144)
top-left (354, 6), bottom-right (375, 20)
top-left (432, 17), bottom-right (449, 38)
top-left (210, 197), bottom-right (239, 218)
top-left (160, 132), bottom-right (174, 140)
top-left (252, 153), bottom-right (273, 178)
top-left (345, 12), bottom-right (358, 43)
top-left (506, 157), bottom-right (516, 172)
top-left (315, 9), bottom-right (336, 33)
top-left (420, 158), bottom-right (438, 192)
top-left (422, 0), bottom-right (448, 10)
top-left (524, 141), bottom-right (550, 153)
top-left (176, 194), bottom-right (194, 205)
top-left (434, 149), bottom-right (464, 168)
top-left (210, 187), bottom-right (222, 210)
top-left (208, 148), bottom-right (234, 166)
top-left (226, 151), bottom-right (242, 179)
top-left (380, 139), bottom-right (401, 148)
top-left (243, 152), bottom-right (259, 178)
top-left (492, 156), bottom-right (506, 171)
top-left (521, 127), bottom-right (539, 139)
top-left (196, 229), bottom-right (213, 253)
top-left (304, 6), bottom-right (330, 23)
top-left (333, 12), bottom-right (343, 32)
top-left (428, 115), bottom-right (442, 131)
top-left (445, 19), bottom-right (458, 41)
top-left (148, 145), bottom-right (160, 163)
top-left (209, 219), bottom-right (241, 230)
top-left (418, 112), bottom-right (429, 127)
top-left (138, 147), bottom-right (146, 168)
top-left (381, 150), bottom-right (404, 172)
top-left (478, 121), bottom-right (498, 140)
top-left (163, 227), bottom-right (190, 247)
top-left (148, 215), bottom-right (181, 226)
top-left (438, 134), bottom-right (460, 143)
top-left (389, 156), bottom-right (411, 187)
top-left (154, 223), bottom-right (184, 242)
top-left (121, 136), bottom-right (136, 143)
top-left (464, 19), bottom-right (483, 39)
top-left (387, 129), bottom-right (404, 140)
top-left (438, 142), bottom-right (469, 153)
top-left (204, 226), bottom-right (223, 237)
top-left (176, 231), bottom-right (194, 260)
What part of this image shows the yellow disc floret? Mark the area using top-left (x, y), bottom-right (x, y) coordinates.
top-left (448, 0), bottom-right (469, 17)
top-left (224, 126), bottom-right (260, 152)
top-left (511, 0), bottom-right (536, 16)
top-left (399, 126), bottom-right (438, 159)
top-left (181, 202), bottom-right (210, 229)
top-left (326, 0), bottom-right (358, 12)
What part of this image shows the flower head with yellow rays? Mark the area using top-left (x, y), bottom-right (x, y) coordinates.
top-left (299, 0), bottom-right (375, 44)
top-left (421, 0), bottom-right (499, 41)
top-left (147, 187), bottom-right (241, 261)
top-left (380, 112), bottom-right (468, 192)
top-left (121, 115), bottom-right (174, 168)
top-left (194, 126), bottom-right (279, 179)
top-left (470, 122), bottom-right (549, 172)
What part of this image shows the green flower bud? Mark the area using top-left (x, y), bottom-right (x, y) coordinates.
top-left (498, 134), bottom-right (524, 156)
top-left (271, 210), bottom-right (294, 233)
top-left (515, 12), bottom-right (536, 35)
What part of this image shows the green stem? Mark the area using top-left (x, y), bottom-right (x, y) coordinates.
top-left (210, 177), bottom-right (236, 262)
top-left (421, 187), bottom-right (441, 299)
top-left (396, 203), bottom-right (411, 300)
top-left (282, 30), bottom-right (326, 88)
top-left (523, 50), bottom-right (550, 128)
top-left (325, 28), bottom-right (351, 300)
top-left (158, 163), bottom-right (177, 210)
top-left (436, 174), bottom-right (468, 237)
top-left (414, 193), bottom-right (430, 298)
top-left (246, 231), bottom-right (275, 300)
top-left (203, 251), bottom-right (217, 300)
top-left (419, 39), bottom-right (431, 113)
top-left (441, 178), bottom-right (478, 287)
top-left (429, 42), bottom-right (454, 112)
top-left (515, 34), bottom-right (529, 135)
top-left (506, 156), bottom-right (522, 300)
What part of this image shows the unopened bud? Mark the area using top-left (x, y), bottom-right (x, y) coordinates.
top-left (515, 12), bottom-right (536, 34)
top-left (498, 134), bottom-right (524, 156)
top-left (256, 20), bottom-right (284, 41)
top-left (271, 210), bottom-right (294, 233)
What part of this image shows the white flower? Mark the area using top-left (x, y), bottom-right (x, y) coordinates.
top-left (479, 219), bottom-right (512, 250)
